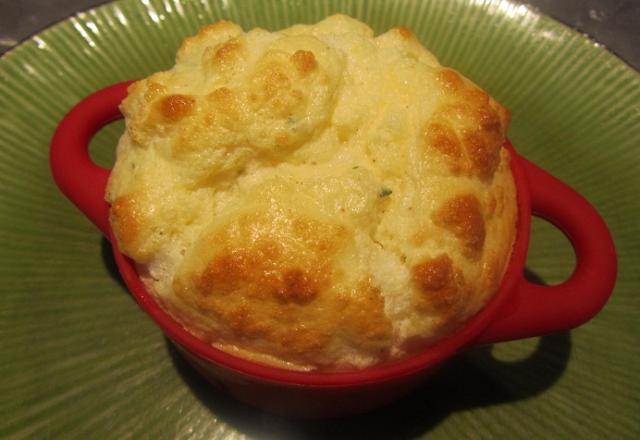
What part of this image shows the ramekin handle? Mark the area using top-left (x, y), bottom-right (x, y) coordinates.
top-left (50, 81), bottom-right (132, 236)
top-left (475, 156), bottom-right (617, 344)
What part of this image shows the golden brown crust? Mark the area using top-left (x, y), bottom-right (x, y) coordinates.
top-left (157, 94), bottom-right (195, 121)
top-left (423, 121), bottom-right (462, 161)
top-left (212, 38), bottom-right (243, 64)
top-left (106, 15), bottom-right (517, 370)
top-left (393, 26), bottom-right (415, 40)
top-left (276, 269), bottom-right (319, 304)
top-left (177, 20), bottom-right (242, 62)
top-left (436, 68), bottom-right (466, 92)
top-left (424, 68), bottom-right (508, 180)
top-left (413, 254), bottom-right (455, 292)
top-left (171, 205), bottom-right (392, 367)
top-left (412, 254), bottom-right (469, 328)
top-left (433, 194), bottom-right (486, 260)
top-left (337, 282), bottom-right (393, 350)
top-left (291, 49), bottom-right (318, 75)
top-left (110, 195), bottom-right (139, 252)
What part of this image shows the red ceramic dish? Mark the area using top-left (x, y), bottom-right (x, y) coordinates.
top-left (50, 82), bottom-right (617, 417)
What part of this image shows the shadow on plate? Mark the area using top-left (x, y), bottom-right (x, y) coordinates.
top-left (101, 237), bottom-right (126, 289)
top-left (165, 267), bottom-right (572, 439)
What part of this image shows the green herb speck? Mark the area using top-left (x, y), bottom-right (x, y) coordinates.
top-left (379, 188), bottom-right (393, 197)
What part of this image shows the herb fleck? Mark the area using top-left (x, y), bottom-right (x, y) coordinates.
top-left (379, 187), bottom-right (393, 198)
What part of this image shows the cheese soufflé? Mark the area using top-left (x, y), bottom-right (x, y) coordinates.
top-left (106, 15), bottom-right (517, 371)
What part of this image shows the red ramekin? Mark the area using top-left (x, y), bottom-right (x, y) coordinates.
top-left (50, 82), bottom-right (617, 417)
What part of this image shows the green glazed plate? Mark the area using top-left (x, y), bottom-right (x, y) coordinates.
top-left (1, 0), bottom-right (639, 438)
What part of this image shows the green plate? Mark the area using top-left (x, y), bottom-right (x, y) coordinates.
top-left (1, 0), bottom-right (638, 437)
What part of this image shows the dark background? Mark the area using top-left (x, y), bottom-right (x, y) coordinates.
top-left (1, 0), bottom-right (639, 71)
